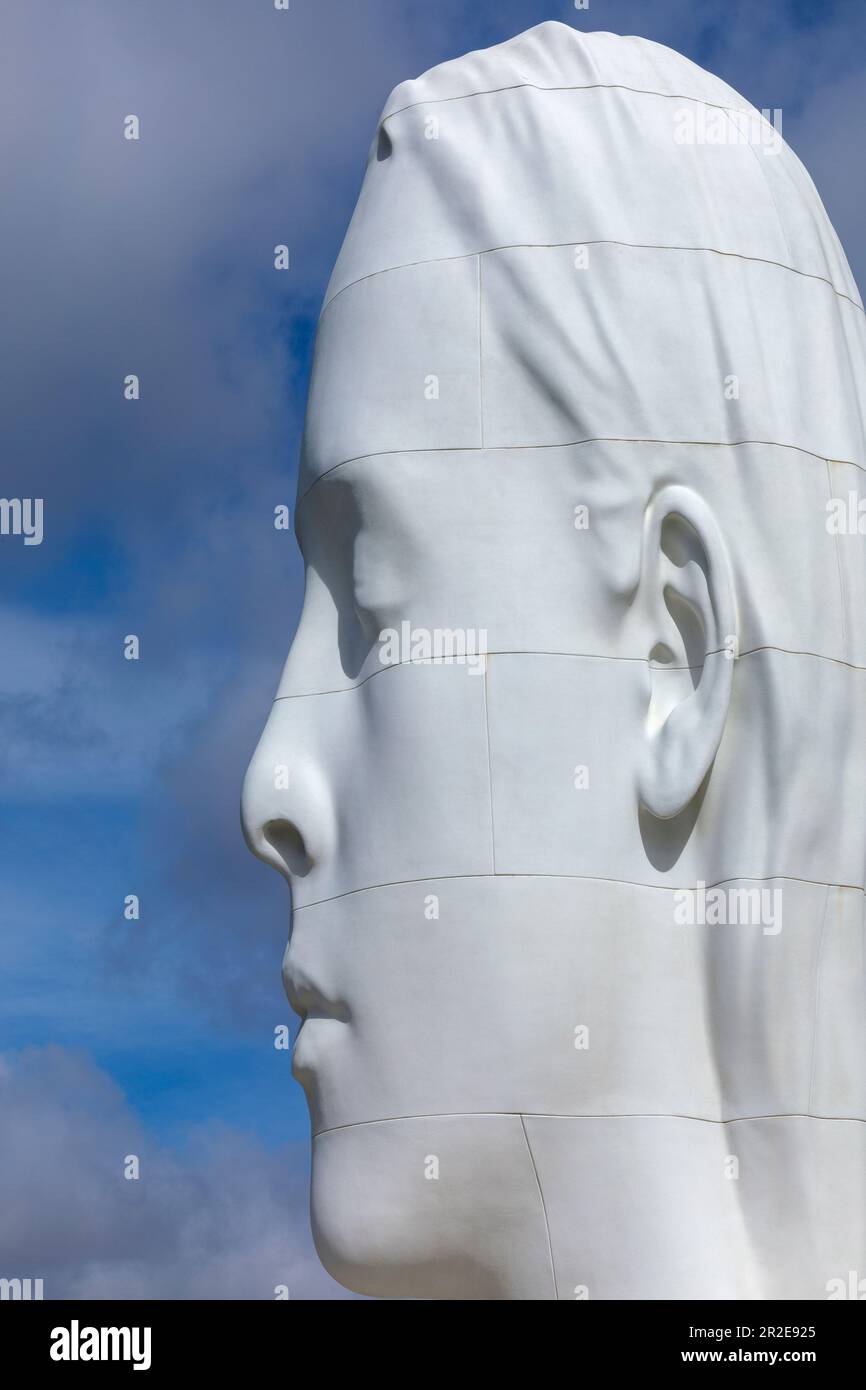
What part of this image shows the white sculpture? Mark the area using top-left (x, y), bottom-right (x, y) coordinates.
top-left (242, 23), bottom-right (866, 1299)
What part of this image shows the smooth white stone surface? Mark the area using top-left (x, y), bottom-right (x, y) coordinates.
top-left (243, 22), bottom-right (866, 1298)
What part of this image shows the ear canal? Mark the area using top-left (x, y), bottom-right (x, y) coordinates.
top-left (636, 485), bottom-right (737, 821)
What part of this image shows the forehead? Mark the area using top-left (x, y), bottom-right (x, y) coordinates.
top-left (300, 238), bottom-right (861, 504)
top-left (299, 255), bottom-right (480, 503)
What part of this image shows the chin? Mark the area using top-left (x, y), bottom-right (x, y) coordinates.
top-left (308, 1129), bottom-right (485, 1299)
top-left (308, 1113), bottom-right (556, 1299)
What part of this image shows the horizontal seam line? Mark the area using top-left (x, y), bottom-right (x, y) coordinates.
top-left (274, 643), bottom-right (866, 703)
top-left (322, 238), bottom-right (863, 316)
top-left (314, 1110), bottom-right (866, 1138)
top-left (297, 437), bottom-right (864, 511)
top-left (381, 79), bottom-right (760, 126)
top-left (293, 873), bottom-right (864, 913)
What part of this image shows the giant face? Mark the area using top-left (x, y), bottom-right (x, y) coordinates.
top-left (242, 24), bottom-right (866, 1299)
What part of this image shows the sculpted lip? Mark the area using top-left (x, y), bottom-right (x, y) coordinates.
top-left (286, 955), bottom-right (349, 1091)
top-left (282, 953), bottom-right (349, 1025)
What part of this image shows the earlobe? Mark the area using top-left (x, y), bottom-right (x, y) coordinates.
top-left (635, 485), bottom-right (737, 821)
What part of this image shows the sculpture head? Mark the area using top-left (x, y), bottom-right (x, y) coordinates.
top-left (242, 24), bottom-right (866, 1299)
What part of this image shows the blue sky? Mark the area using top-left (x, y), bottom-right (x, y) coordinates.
top-left (2, 0), bottom-right (865, 1298)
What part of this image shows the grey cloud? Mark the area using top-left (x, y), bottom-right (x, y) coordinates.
top-left (0, 1047), bottom-right (352, 1299)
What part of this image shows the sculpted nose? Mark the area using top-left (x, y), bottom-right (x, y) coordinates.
top-left (241, 704), bottom-right (335, 884)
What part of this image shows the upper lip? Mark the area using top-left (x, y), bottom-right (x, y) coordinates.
top-left (282, 956), bottom-right (348, 1023)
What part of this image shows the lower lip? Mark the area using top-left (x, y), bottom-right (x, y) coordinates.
top-left (291, 1024), bottom-right (317, 1083)
top-left (291, 1013), bottom-right (337, 1069)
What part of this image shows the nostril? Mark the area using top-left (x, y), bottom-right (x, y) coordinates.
top-left (264, 819), bottom-right (313, 879)
top-left (376, 125), bottom-right (392, 161)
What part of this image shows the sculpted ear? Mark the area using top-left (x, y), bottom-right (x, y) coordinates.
top-left (635, 485), bottom-right (737, 820)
